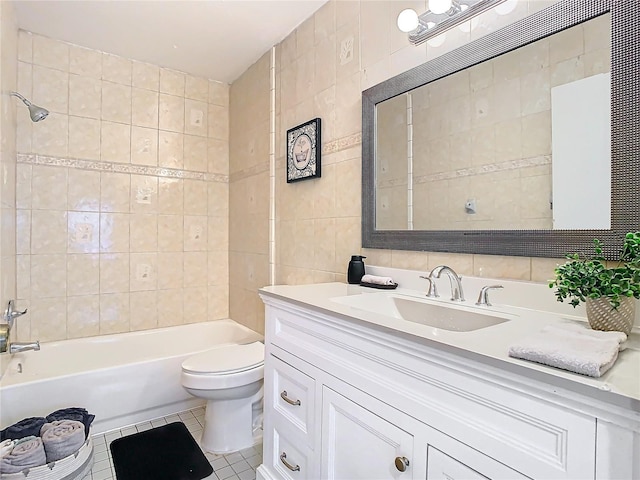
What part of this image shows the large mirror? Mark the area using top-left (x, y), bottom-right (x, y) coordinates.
top-left (362, 0), bottom-right (639, 260)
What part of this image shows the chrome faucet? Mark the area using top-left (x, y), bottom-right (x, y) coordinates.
top-left (9, 341), bottom-right (40, 354)
top-left (426, 265), bottom-right (465, 301)
top-left (476, 285), bottom-right (504, 306)
top-left (1, 300), bottom-right (34, 354)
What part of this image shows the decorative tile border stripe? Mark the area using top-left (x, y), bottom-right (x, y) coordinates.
top-left (412, 155), bottom-right (551, 184)
top-left (229, 161), bottom-right (270, 183)
top-left (322, 132), bottom-right (362, 155)
top-left (17, 154), bottom-right (229, 183)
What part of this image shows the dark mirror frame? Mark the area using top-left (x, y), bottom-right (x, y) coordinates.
top-left (362, 0), bottom-right (639, 260)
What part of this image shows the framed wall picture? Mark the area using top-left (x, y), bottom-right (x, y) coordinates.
top-left (286, 118), bottom-right (321, 183)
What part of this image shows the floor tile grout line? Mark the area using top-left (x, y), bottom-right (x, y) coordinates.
top-left (85, 407), bottom-right (260, 480)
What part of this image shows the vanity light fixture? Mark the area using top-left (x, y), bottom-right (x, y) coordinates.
top-left (398, 0), bottom-right (508, 45)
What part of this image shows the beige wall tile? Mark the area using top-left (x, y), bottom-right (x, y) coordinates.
top-left (132, 61), bottom-right (159, 91)
top-left (32, 165), bottom-right (67, 210)
top-left (18, 30), bottom-right (32, 63)
top-left (100, 213), bottom-right (130, 253)
top-left (208, 81), bottom-right (229, 107)
top-left (159, 94), bottom-right (185, 133)
top-left (158, 131), bottom-right (184, 169)
top-left (68, 211), bottom-right (100, 253)
top-left (131, 126), bottom-right (159, 166)
top-left (208, 284), bottom-right (229, 320)
top-left (31, 210), bottom-right (67, 253)
top-left (184, 286), bottom-right (207, 320)
top-left (68, 169), bottom-right (100, 212)
top-left (160, 68), bottom-right (185, 96)
top-left (30, 296), bottom-right (67, 341)
top-left (101, 121), bottom-right (131, 164)
top-left (132, 88), bottom-right (159, 128)
top-left (130, 291), bottom-right (158, 331)
top-left (157, 288), bottom-right (184, 326)
top-left (67, 254), bottom-right (99, 296)
top-left (207, 138), bottom-right (229, 174)
top-left (100, 253), bottom-right (130, 293)
top-left (473, 254), bottom-right (531, 280)
top-left (100, 172), bottom-right (131, 212)
top-left (69, 45), bottom-right (102, 78)
top-left (31, 254), bottom-right (67, 298)
top-left (66, 295), bottom-right (100, 338)
top-left (68, 116), bottom-right (100, 160)
top-left (32, 112), bottom-right (68, 156)
top-left (184, 135), bottom-right (207, 172)
top-left (33, 34), bottom-right (69, 71)
top-left (101, 81), bottom-right (131, 123)
top-left (158, 215), bottom-right (184, 252)
top-left (99, 292), bottom-right (130, 334)
top-left (68, 75), bottom-right (101, 119)
top-left (208, 104), bottom-right (228, 140)
top-left (130, 252), bottom-right (157, 291)
top-left (184, 251), bottom-right (208, 287)
top-left (184, 99), bottom-right (208, 137)
top-left (184, 179), bottom-right (208, 215)
top-left (158, 178), bottom-right (183, 215)
top-left (184, 215), bottom-right (207, 252)
top-left (16, 210), bottom-right (31, 255)
top-left (130, 213), bottom-right (158, 252)
top-left (185, 75), bottom-right (209, 102)
top-left (158, 252), bottom-right (184, 290)
top-left (102, 53), bottom-right (132, 85)
top-left (130, 174), bottom-right (158, 213)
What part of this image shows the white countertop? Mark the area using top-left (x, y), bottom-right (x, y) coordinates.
top-left (259, 281), bottom-right (640, 412)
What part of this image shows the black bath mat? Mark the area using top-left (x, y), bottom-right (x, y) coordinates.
top-left (110, 421), bottom-right (213, 480)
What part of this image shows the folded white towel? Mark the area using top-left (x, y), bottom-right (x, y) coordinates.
top-left (361, 274), bottom-right (395, 286)
top-left (0, 439), bottom-right (14, 458)
top-left (508, 323), bottom-right (627, 378)
top-left (544, 323), bottom-right (628, 350)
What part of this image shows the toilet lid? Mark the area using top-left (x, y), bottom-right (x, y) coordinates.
top-left (182, 341), bottom-right (264, 375)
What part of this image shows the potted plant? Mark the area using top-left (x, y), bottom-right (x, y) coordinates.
top-left (549, 232), bottom-right (640, 335)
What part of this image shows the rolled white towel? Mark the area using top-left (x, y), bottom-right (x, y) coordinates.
top-left (0, 439), bottom-right (14, 458)
top-left (0, 436), bottom-right (46, 474)
top-left (40, 420), bottom-right (85, 462)
top-left (508, 324), bottom-right (624, 378)
top-left (361, 274), bottom-right (395, 286)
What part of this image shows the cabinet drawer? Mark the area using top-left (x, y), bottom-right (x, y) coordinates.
top-left (269, 354), bottom-right (316, 446)
top-left (427, 447), bottom-right (488, 480)
top-left (268, 427), bottom-right (313, 480)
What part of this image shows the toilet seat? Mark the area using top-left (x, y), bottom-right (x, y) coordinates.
top-left (182, 342), bottom-right (264, 375)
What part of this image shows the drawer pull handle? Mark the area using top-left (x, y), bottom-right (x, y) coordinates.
top-left (281, 390), bottom-right (301, 406)
top-left (395, 456), bottom-right (410, 472)
top-left (280, 452), bottom-right (301, 472)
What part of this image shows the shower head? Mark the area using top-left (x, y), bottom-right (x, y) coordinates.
top-left (10, 91), bottom-right (49, 122)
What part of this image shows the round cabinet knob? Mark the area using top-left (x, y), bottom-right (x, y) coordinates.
top-left (395, 456), bottom-right (410, 472)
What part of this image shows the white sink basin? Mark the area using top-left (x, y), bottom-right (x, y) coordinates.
top-left (330, 292), bottom-right (513, 332)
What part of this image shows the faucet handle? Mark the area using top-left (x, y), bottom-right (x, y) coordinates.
top-left (419, 275), bottom-right (439, 298)
top-left (475, 285), bottom-right (504, 306)
top-left (4, 300), bottom-right (27, 329)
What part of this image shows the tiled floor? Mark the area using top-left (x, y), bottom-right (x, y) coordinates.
top-left (82, 406), bottom-right (263, 480)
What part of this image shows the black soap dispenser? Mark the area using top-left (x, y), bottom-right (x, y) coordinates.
top-left (347, 255), bottom-right (366, 284)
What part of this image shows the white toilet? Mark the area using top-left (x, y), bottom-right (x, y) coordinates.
top-left (181, 341), bottom-right (265, 454)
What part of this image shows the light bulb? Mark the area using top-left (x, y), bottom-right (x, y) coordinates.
top-left (428, 0), bottom-right (453, 15)
top-left (397, 8), bottom-right (419, 32)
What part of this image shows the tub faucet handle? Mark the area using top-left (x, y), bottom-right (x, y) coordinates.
top-left (4, 300), bottom-right (27, 328)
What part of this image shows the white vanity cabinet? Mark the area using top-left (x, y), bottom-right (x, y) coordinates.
top-left (258, 292), bottom-right (639, 480)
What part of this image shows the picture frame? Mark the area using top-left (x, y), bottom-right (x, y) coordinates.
top-left (286, 118), bottom-right (321, 183)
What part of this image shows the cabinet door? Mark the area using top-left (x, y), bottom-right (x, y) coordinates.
top-left (321, 387), bottom-right (416, 480)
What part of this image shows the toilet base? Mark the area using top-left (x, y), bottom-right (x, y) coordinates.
top-left (200, 398), bottom-right (261, 454)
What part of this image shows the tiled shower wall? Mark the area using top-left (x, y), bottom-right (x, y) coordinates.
top-left (229, 52), bottom-right (271, 335)
top-left (0, 1), bottom-right (18, 348)
top-left (14, 32), bottom-right (230, 342)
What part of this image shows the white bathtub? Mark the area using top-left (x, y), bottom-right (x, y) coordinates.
top-left (0, 320), bottom-right (263, 434)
